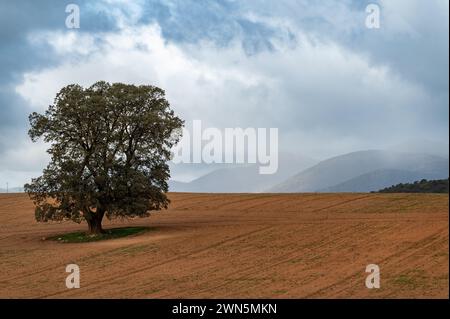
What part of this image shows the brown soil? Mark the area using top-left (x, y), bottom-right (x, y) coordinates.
top-left (0, 193), bottom-right (448, 298)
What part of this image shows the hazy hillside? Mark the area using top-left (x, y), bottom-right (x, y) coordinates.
top-left (269, 150), bottom-right (449, 193)
top-left (318, 169), bottom-right (446, 193)
top-left (169, 153), bottom-right (316, 193)
top-left (171, 165), bottom-right (275, 192)
top-left (168, 162), bottom-right (238, 184)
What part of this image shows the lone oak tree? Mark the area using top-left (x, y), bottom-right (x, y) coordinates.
top-left (24, 82), bottom-right (184, 235)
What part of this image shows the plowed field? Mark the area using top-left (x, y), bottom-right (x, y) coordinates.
top-left (0, 193), bottom-right (448, 298)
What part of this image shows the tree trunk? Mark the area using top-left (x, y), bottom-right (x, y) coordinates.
top-left (86, 209), bottom-right (105, 235)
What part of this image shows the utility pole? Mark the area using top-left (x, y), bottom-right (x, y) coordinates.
top-left (6, 182), bottom-right (8, 193)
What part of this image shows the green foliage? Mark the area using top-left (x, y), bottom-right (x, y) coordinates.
top-left (48, 226), bottom-right (149, 243)
top-left (377, 178), bottom-right (449, 193)
top-left (24, 82), bottom-right (184, 234)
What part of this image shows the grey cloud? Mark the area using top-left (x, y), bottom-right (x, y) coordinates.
top-left (0, 0), bottom-right (448, 186)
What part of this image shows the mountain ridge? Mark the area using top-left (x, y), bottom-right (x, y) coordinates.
top-left (268, 150), bottom-right (448, 193)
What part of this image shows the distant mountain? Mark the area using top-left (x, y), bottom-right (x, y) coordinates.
top-left (318, 169), bottom-right (446, 193)
top-left (168, 180), bottom-right (191, 192)
top-left (378, 178), bottom-right (449, 193)
top-left (171, 165), bottom-right (272, 193)
top-left (169, 153), bottom-right (317, 193)
top-left (169, 162), bottom-right (238, 184)
top-left (268, 150), bottom-right (449, 193)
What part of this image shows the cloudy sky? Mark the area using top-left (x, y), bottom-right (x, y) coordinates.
top-left (0, 0), bottom-right (448, 187)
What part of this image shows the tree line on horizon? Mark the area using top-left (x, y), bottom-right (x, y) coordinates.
top-left (376, 178), bottom-right (449, 193)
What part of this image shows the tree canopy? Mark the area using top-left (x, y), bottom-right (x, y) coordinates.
top-left (24, 81), bottom-right (184, 234)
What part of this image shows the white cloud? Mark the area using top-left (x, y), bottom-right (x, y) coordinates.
top-left (27, 30), bottom-right (98, 56)
top-left (0, 139), bottom-right (50, 187)
top-left (2, 0), bottom-right (448, 187)
top-left (0, 140), bottom-right (49, 172)
top-left (380, 0), bottom-right (449, 36)
top-left (14, 20), bottom-right (441, 166)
